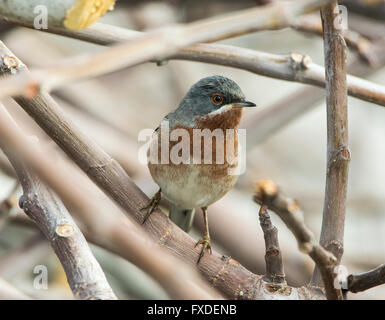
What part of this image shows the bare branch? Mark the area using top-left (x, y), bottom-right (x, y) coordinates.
top-left (258, 205), bottom-right (286, 285)
top-left (312, 1), bottom-right (350, 288)
top-left (0, 0), bottom-right (338, 99)
top-left (2, 141), bottom-right (117, 299)
top-left (254, 180), bottom-right (343, 300)
top-left (15, 23), bottom-right (385, 107)
top-left (347, 264), bottom-right (385, 294)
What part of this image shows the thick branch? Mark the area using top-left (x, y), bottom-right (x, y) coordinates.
top-left (2, 144), bottom-right (117, 300)
top-left (254, 180), bottom-right (343, 300)
top-left (312, 1), bottom-right (350, 288)
top-left (347, 264), bottom-right (385, 293)
top-left (258, 205), bottom-right (286, 285)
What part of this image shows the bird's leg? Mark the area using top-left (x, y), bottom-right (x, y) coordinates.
top-left (141, 188), bottom-right (161, 224)
top-left (195, 206), bottom-right (212, 263)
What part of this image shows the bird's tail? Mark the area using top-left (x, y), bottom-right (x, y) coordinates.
top-left (169, 204), bottom-right (195, 232)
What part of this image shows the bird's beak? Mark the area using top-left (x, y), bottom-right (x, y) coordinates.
top-left (234, 100), bottom-right (256, 108)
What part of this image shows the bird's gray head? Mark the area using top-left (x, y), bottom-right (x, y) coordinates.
top-left (174, 75), bottom-right (255, 125)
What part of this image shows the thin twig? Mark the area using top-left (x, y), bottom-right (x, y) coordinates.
top-left (311, 1), bottom-right (350, 289)
top-left (254, 180), bottom-right (343, 300)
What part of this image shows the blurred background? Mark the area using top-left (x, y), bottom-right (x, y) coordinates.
top-left (0, 0), bottom-right (384, 299)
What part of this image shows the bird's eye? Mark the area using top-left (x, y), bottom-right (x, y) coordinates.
top-left (211, 93), bottom-right (224, 106)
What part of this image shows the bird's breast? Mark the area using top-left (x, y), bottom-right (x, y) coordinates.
top-left (147, 107), bottom-right (242, 208)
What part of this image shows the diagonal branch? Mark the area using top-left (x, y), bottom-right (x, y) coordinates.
top-left (311, 1), bottom-right (350, 289)
top-left (11, 22), bottom-right (385, 107)
top-left (254, 180), bottom-right (343, 300)
top-left (0, 0), bottom-right (338, 99)
top-left (1, 140), bottom-right (117, 300)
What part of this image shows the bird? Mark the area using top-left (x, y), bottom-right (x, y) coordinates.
top-left (144, 75), bottom-right (256, 262)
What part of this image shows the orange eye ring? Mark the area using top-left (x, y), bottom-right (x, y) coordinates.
top-left (211, 93), bottom-right (224, 105)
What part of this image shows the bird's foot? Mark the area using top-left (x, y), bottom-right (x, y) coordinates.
top-left (141, 189), bottom-right (161, 224)
top-left (195, 235), bottom-right (212, 264)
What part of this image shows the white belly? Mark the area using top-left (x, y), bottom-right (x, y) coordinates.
top-left (150, 163), bottom-right (237, 209)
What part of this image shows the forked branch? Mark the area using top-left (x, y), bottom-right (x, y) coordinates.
top-left (254, 180), bottom-right (343, 300)
top-left (312, 1), bottom-right (350, 289)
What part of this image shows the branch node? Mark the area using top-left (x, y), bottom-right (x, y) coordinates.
top-left (0, 54), bottom-right (24, 74)
top-left (55, 223), bottom-right (75, 238)
top-left (299, 242), bottom-right (313, 254)
top-left (263, 281), bottom-right (292, 295)
top-left (324, 239), bottom-right (344, 259)
top-left (290, 52), bottom-right (312, 69)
